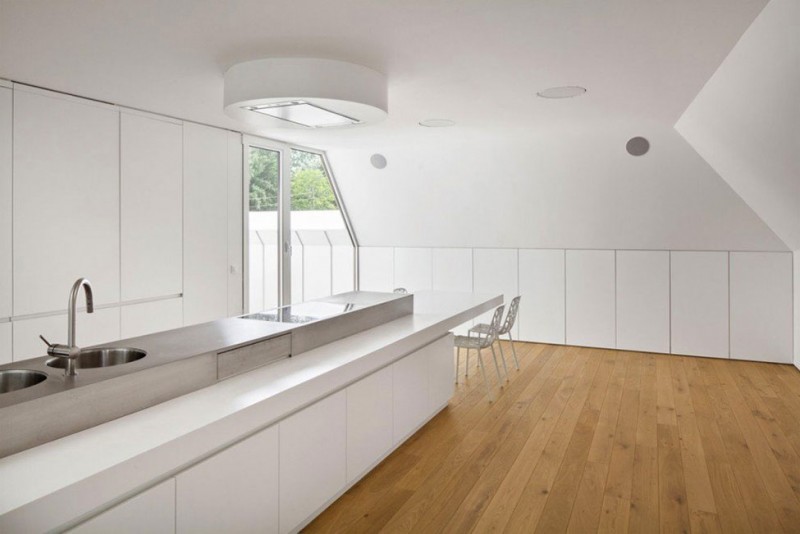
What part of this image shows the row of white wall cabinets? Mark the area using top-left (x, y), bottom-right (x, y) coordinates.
top-left (67, 335), bottom-right (454, 533)
top-left (359, 247), bottom-right (793, 363)
top-left (0, 84), bottom-right (243, 364)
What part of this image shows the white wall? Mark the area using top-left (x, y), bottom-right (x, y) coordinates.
top-left (360, 246), bottom-right (793, 363)
top-left (677, 0), bottom-right (800, 250)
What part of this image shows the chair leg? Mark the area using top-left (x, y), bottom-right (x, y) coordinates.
top-left (477, 349), bottom-right (493, 402)
top-left (496, 341), bottom-right (509, 381)
top-left (508, 332), bottom-right (520, 370)
top-left (490, 344), bottom-right (503, 384)
top-left (465, 347), bottom-right (470, 377)
top-left (455, 346), bottom-right (461, 384)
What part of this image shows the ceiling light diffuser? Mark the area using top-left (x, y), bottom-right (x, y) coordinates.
top-left (536, 86), bottom-right (587, 99)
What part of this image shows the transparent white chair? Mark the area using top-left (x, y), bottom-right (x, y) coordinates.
top-left (454, 305), bottom-right (505, 401)
top-left (468, 296), bottom-right (521, 380)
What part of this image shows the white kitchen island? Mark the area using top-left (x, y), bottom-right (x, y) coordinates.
top-left (0, 291), bottom-right (500, 533)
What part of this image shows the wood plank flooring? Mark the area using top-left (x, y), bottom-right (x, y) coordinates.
top-left (306, 342), bottom-right (800, 533)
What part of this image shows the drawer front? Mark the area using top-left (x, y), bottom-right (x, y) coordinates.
top-left (217, 334), bottom-right (291, 379)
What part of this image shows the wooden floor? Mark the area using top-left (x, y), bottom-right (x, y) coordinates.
top-left (306, 342), bottom-right (800, 533)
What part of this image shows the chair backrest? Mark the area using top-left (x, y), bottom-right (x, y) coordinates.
top-left (393, 288), bottom-right (408, 294)
top-left (499, 296), bottom-right (521, 334)
top-left (479, 305), bottom-right (505, 349)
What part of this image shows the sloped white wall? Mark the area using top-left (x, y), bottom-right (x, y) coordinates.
top-left (329, 123), bottom-right (786, 252)
top-left (676, 0), bottom-right (800, 249)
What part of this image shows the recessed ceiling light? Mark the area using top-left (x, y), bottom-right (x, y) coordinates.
top-left (626, 137), bottom-right (650, 156)
top-left (419, 119), bottom-right (455, 127)
top-left (536, 86), bottom-right (587, 99)
top-left (370, 154), bottom-right (388, 169)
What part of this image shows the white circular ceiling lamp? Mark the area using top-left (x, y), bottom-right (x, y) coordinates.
top-left (419, 118), bottom-right (455, 127)
top-left (224, 58), bottom-right (388, 129)
top-left (536, 86), bottom-right (587, 99)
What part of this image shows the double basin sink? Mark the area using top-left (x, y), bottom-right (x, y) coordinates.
top-left (0, 348), bottom-right (146, 394)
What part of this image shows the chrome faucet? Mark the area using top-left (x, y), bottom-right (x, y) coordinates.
top-left (40, 278), bottom-right (94, 376)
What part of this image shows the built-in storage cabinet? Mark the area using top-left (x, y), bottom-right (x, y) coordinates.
top-left (473, 248), bottom-right (519, 336)
top-left (518, 249), bottom-right (565, 345)
top-left (13, 87), bottom-right (120, 316)
top-left (120, 298), bottom-right (183, 339)
top-left (616, 251), bottom-right (670, 353)
top-left (0, 87), bottom-right (11, 320)
top-left (183, 123), bottom-right (230, 326)
top-left (279, 390), bottom-right (347, 534)
top-left (393, 342), bottom-right (431, 443)
top-left (0, 322), bottom-right (11, 365)
top-left (12, 308), bottom-right (120, 361)
top-left (70, 479), bottom-right (175, 534)
top-left (120, 112), bottom-right (183, 302)
top-left (566, 250), bottom-right (615, 349)
top-left (394, 247), bottom-right (433, 292)
top-left (359, 247), bottom-right (394, 291)
top-left (346, 365), bottom-right (393, 483)
top-left (428, 335), bottom-right (455, 411)
top-left (176, 425), bottom-right (279, 534)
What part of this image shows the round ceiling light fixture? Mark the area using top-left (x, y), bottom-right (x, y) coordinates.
top-left (370, 154), bottom-right (388, 169)
top-left (419, 118), bottom-right (455, 127)
top-left (626, 136), bottom-right (650, 156)
top-left (224, 58), bottom-right (388, 129)
top-left (536, 86), bottom-right (587, 99)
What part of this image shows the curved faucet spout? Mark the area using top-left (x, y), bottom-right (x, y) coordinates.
top-left (67, 278), bottom-right (93, 349)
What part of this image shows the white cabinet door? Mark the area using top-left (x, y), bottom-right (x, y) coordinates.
top-left (13, 88), bottom-right (120, 315)
top-left (121, 298), bottom-right (183, 339)
top-left (13, 307), bottom-right (120, 361)
top-left (730, 252), bottom-right (792, 363)
top-left (428, 334), bottom-right (455, 412)
top-left (227, 131), bottom-right (244, 317)
top-left (183, 123), bottom-right (229, 326)
top-left (616, 251), bottom-right (670, 353)
top-left (0, 322), bottom-right (11, 365)
top-left (347, 365), bottom-right (393, 483)
top-left (0, 87), bottom-right (11, 320)
top-left (280, 390), bottom-right (346, 533)
top-left (393, 346), bottom-right (430, 443)
top-left (120, 112), bottom-right (183, 301)
top-left (671, 251), bottom-right (729, 358)
top-left (359, 247), bottom-right (394, 291)
top-left (473, 248), bottom-right (518, 335)
top-left (176, 425), bottom-right (279, 534)
top-left (566, 250), bottom-right (616, 349)
top-left (394, 248), bottom-right (432, 292)
top-left (70, 479), bottom-right (175, 534)
top-left (518, 249), bottom-right (565, 344)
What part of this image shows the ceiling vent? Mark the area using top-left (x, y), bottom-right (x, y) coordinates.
top-left (224, 58), bottom-right (388, 129)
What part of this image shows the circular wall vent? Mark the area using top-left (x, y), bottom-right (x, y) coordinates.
top-left (370, 154), bottom-right (388, 169)
top-left (626, 137), bottom-right (650, 156)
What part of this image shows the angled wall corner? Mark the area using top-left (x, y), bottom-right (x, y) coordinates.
top-left (676, 0), bottom-right (800, 250)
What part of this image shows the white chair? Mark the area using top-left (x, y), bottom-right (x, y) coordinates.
top-left (454, 305), bottom-right (505, 401)
top-left (468, 296), bottom-right (521, 380)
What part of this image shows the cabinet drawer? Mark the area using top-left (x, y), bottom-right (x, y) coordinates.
top-left (217, 334), bottom-right (291, 379)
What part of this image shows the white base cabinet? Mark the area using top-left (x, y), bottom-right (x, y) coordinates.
top-left (347, 365), bottom-right (394, 483)
top-left (69, 479), bottom-right (175, 534)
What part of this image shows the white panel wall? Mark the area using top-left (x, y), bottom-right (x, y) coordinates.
top-left (328, 230), bottom-right (355, 295)
top-left (0, 87), bottom-right (11, 320)
top-left (671, 251), bottom-right (729, 358)
top-left (13, 308), bottom-right (121, 361)
top-left (518, 249), bottom-right (565, 344)
top-left (0, 322), bottom-right (10, 365)
top-left (730, 252), bottom-right (793, 363)
top-left (393, 248), bottom-right (432, 292)
top-left (121, 298), bottom-right (184, 339)
top-left (183, 123), bottom-right (229, 326)
top-left (13, 88), bottom-right (120, 315)
top-left (432, 248), bottom-right (472, 292)
top-left (616, 251), bottom-right (670, 353)
top-left (566, 250), bottom-right (615, 348)
top-left (120, 112), bottom-right (183, 301)
top-left (227, 132), bottom-right (244, 317)
top-left (299, 230), bottom-right (332, 301)
top-left (473, 248), bottom-right (518, 334)
top-left (359, 247), bottom-right (394, 292)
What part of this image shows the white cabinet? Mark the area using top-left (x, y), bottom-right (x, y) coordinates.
top-left (120, 112), bottom-right (183, 302)
top-left (730, 252), bottom-right (792, 363)
top-left (70, 479), bottom-right (175, 534)
top-left (176, 425), bottom-right (279, 534)
top-left (0, 87), bottom-right (11, 320)
top-left (394, 248), bottom-right (432, 292)
top-left (0, 322), bottom-right (11, 365)
top-left (121, 298), bottom-right (183, 339)
top-left (518, 249), bottom-right (565, 344)
top-left (393, 346), bottom-right (430, 443)
top-left (359, 247), bottom-right (394, 291)
top-left (671, 251), bottom-right (729, 358)
top-left (428, 334), bottom-right (455, 411)
top-left (183, 123), bottom-right (229, 326)
top-left (473, 248), bottom-right (518, 335)
top-left (279, 390), bottom-right (346, 533)
top-left (432, 248), bottom-right (472, 292)
top-left (566, 250), bottom-right (616, 349)
top-left (346, 365), bottom-right (393, 483)
top-left (616, 251), bottom-right (670, 353)
top-left (13, 307), bottom-right (120, 361)
top-left (13, 87), bottom-right (120, 315)
top-left (227, 131), bottom-right (243, 317)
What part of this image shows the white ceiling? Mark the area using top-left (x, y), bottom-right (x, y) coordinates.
top-left (0, 0), bottom-right (769, 150)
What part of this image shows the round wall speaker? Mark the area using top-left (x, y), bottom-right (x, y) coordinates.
top-left (626, 137), bottom-right (650, 156)
top-left (370, 153), bottom-right (388, 169)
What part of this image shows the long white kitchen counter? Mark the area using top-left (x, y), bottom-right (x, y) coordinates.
top-left (0, 290), bottom-right (501, 532)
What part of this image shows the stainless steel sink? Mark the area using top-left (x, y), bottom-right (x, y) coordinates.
top-left (0, 369), bottom-right (48, 394)
top-left (47, 347), bottom-right (147, 370)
